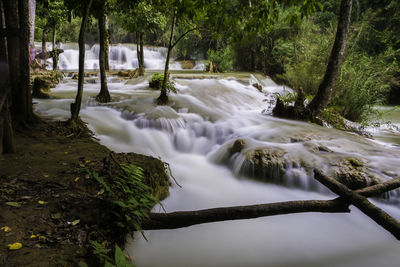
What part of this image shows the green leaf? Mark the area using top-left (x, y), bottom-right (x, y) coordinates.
top-left (71, 219), bottom-right (80, 226)
top-left (5, 202), bottom-right (21, 207)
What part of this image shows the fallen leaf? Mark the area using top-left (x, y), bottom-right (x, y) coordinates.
top-left (97, 189), bottom-right (105, 195)
top-left (85, 160), bottom-right (91, 164)
top-left (1, 226), bottom-right (11, 232)
top-left (38, 200), bottom-right (45, 205)
top-left (79, 164), bottom-right (85, 168)
top-left (6, 202), bottom-right (21, 207)
top-left (51, 212), bottom-right (61, 219)
top-left (30, 234), bottom-right (40, 239)
top-left (43, 174), bottom-right (49, 178)
top-left (7, 242), bottom-right (22, 250)
top-left (71, 219), bottom-right (80, 226)
top-left (74, 177), bottom-right (80, 182)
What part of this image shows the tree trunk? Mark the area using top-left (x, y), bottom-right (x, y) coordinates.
top-left (3, 0), bottom-right (21, 120)
top-left (157, 10), bottom-right (176, 105)
top-left (52, 22), bottom-right (57, 70)
top-left (139, 32), bottom-right (144, 70)
top-left (96, 2), bottom-right (110, 103)
top-left (0, 62), bottom-right (15, 154)
top-left (28, 0), bottom-right (35, 44)
top-left (136, 31), bottom-right (141, 68)
top-left (307, 0), bottom-right (353, 114)
top-left (104, 13), bottom-right (109, 71)
top-left (41, 28), bottom-right (47, 58)
top-left (0, 0), bottom-right (7, 62)
top-left (18, 0), bottom-right (33, 123)
top-left (70, 0), bottom-right (93, 123)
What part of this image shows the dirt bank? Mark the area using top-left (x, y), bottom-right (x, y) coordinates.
top-left (0, 120), bottom-right (170, 266)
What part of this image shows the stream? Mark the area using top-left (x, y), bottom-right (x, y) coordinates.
top-left (33, 48), bottom-right (400, 266)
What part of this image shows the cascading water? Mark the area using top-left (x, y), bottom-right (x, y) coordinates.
top-left (34, 42), bottom-right (201, 70)
top-left (34, 74), bottom-right (400, 266)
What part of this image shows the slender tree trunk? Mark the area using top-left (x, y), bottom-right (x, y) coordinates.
top-left (41, 28), bottom-right (47, 59)
top-left (52, 22), bottom-right (57, 70)
top-left (104, 13), bottom-right (109, 71)
top-left (157, 10), bottom-right (176, 105)
top-left (18, 0), bottom-right (33, 123)
top-left (136, 31), bottom-right (141, 68)
top-left (0, 62), bottom-right (15, 154)
top-left (70, 0), bottom-right (93, 123)
top-left (139, 32), bottom-right (144, 69)
top-left (307, 0), bottom-right (353, 114)
top-left (0, 0), bottom-right (7, 62)
top-left (28, 0), bottom-right (35, 44)
top-left (96, 2), bottom-right (110, 103)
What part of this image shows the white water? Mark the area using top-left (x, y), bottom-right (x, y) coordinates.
top-left (34, 42), bottom-right (205, 70)
top-left (34, 74), bottom-right (400, 266)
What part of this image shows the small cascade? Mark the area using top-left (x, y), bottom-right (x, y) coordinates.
top-left (34, 74), bottom-right (400, 266)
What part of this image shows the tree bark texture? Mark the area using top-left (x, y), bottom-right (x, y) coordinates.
top-left (18, 0), bottom-right (33, 122)
top-left (96, 2), bottom-right (110, 103)
top-left (0, 62), bottom-right (15, 154)
top-left (70, 0), bottom-right (93, 122)
top-left (0, 0), bottom-right (7, 62)
top-left (307, 0), bottom-right (353, 114)
top-left (104, 13), bottom-right (109, 71)
top-left (157, 10), bottom-right (176, 105)
top-left (41, 28), bottom-right (47, 57)
top-left (28, 0), bottom-right (35, 44)
top-left (3, 0), bottom-right (21, 120)
top-left (52, 22), bottom-right (57, 70)
top-left (314, 170), bottom-right (400, 240)
top-left (141, 177), bottom-right (400, 233)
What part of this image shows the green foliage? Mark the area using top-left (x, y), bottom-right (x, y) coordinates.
top-left (91, 242), bottom-right (135, 267)
top-left (332, 51), bottom-right (396, 122)
top-left (91, 164), bottom-right (158, 233)
top-left (207, 45), bottom-right (234, 72)
top-left (149, 73), bottom-right (177, 93)
top-left (280, 19), bottom-right (334, 95)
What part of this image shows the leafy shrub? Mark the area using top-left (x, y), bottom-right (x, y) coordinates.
top-left (207, 45), bottom-right (234, 72)
top-left (91, 164), bottom-right (159, 233)
top-left (149, 73), bottom-right (177, 93)
top-left (332, 52), bottom-right (396, 122)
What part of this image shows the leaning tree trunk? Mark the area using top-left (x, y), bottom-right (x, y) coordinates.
top-left (95, 3), bottom-right (110, 103)
top-left (157, 10), bottom-right (176, 105)
top-left (52, 22), bottom-right (57, 70)
top-left (307, 0), bottom-right (353, 114)
top-left (70, 0), bottom-right (93, 123)
top-left (104, 13), bottom-right (109, 71)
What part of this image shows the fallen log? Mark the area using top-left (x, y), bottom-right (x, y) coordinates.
top-left (314, 170), bottom-right (400, 240)
top-left (141, 177), bottom-right (400, 231)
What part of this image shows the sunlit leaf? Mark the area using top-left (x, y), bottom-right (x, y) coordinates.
top-left (7, 242), bottom-right (22, 250)
top-left (1, 226), bottom-right (11, 232)
top-left (71, 219), bottom-right (80, 226)
top-left (6, 202), bottom-right (21, 207)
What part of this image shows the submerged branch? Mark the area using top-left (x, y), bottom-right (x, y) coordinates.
top-left (141, 176), bottom-right (400, 232)
top-left (314, 170), bottom-right (400, 240)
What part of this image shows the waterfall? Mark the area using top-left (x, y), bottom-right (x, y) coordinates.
top-left (34, 74), bottom-right (400, 267)
top-left (34, 42), bottom-right (195, 70)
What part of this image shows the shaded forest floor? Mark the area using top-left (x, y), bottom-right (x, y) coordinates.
top-left (0, 120), bottom-right (169, 266)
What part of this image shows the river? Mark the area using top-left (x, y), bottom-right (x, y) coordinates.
top-left (34, 47), bottom-right (400, 266)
